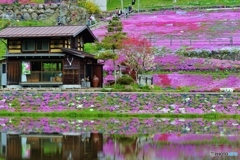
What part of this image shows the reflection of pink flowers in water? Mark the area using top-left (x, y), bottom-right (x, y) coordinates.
top-left (103, 134), bottom-right (240, 160)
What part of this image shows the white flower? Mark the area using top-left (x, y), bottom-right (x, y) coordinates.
top-left (185, 98), bottom-right (190, 102)
top-left (91, 120), bottom-right (94, 123)
top-left (161, 118), bottom-right (169, 121)
top-left (185, 127), bottom-right (190, 131)
top-left (170, 104), bottom-right (176, 109)
top-left (9, 119), bottom-right (12, 123)
top-left (68, 121), bottom-right (75, 124)
top-left (220, 88), bottom-right (234, 93)
top-left (179, 108), bottom-right (186, 113)
top-left (220, 131), bottom-right (225, 137)
top-left (76, 104), bottom-right (83, 109)
top-left (180, 110), bottom-right (186, 113)
top-left (9, 103), bottom-right (12, 106)
top-left (114, 120), bottom-right (120, 123)
top-left (211, 105), bottom-right (216, 108)
top-left (232, 123), bottom-right (239, 126)
top-left (212, 122), bottom-right (216, 125)
top-left (232, 104), bottom-right (239, 107)
top-left (90, 104), bottom-right (94, 107)
top-left (170, 121), bottom-right (176, 125)
top-left (68, 103), bottom-right (75, 106)
top-left (179, 119), bottom-right (185, 122)
top-left (77, 120), bottom-right (83, 123)
top-left (1, 123), bottom-right (5, 127)
top-left (211, 109), bottom-right (216, 112)
top-left (160, 108), bottom-right (170, 113)
top-left (89, 109), bottom-right (94, 112)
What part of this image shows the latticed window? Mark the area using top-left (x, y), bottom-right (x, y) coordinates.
top-left (22, 40), bottom-right (35, 51)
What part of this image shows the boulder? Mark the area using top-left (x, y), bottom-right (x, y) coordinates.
top-left (25, 5), bottom-right (31, 10)
top-left (19, 5), bottom-right (25, 10)
top-left (50, 3), bottom-right (58, 9)
top-left (28, 9), bottom-right (34, 13)
top-left (38, 9), bottom-right (45, 14)
top-left (45, 8), bottom-right (55, 15)
top-left (44, 4), bottom-right (50, 10)
top-left (7, 5), bottom-right (13, 10)
top-left (59, 1), bottom-right (68, 10)
top-left (14, 9), bottom-right (20, 15)
top-left (21, 9), bottom-right (28, 13)
top-left (38, 4), bottom-right (44, 9)
top-left (23, 12), bottom-right (31, 20)
top-left (31, 12), bottom-right (38, 20)
top-left (38, 14), bottom-right (47, 21)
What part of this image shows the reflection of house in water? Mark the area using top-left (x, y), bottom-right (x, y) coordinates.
top-left (0, 132), bottom-right (7, 159)
top-left (0, 132), bottom-right (103, 160)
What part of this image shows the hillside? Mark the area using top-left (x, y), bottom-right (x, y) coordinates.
top-left (107, 0), bottom-right (240, 11)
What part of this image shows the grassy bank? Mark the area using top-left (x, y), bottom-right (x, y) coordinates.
top-left (107, 0), bottom-right (240, 11)
top-left (0, 110), bottom-right (239, 120)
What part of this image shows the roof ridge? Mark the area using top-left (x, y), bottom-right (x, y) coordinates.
top-left (6, 25), bottom-right (85, 28)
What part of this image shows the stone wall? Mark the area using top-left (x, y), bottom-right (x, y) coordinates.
top-left (0, 3), bottom-right (88, 25)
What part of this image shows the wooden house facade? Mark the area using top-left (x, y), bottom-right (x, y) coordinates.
top-left (0, 25), bottom-right (103, 88)
top-left (5, 132), bottom-right (103, 160)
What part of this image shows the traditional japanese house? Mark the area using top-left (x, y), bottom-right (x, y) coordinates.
top-left (0, 25), bottom-right (103, 88)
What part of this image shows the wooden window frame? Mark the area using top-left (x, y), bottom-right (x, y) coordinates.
top-left (21, 38), bottom-right (50, 53)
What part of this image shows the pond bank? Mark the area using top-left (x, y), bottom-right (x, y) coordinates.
top-left (0, 92), bottom-right (239, 117)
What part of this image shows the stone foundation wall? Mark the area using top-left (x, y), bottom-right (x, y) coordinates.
top-left (0, 3), bottom-right (88, 25)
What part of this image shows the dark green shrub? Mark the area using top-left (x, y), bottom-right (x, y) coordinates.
top-left (116, 75), bottom-right (134, 85)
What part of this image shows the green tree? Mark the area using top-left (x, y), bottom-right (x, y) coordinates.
top-left (97, 16), bottom-right (126, 52)
top-left (95, 16), bottom-right (127, 84)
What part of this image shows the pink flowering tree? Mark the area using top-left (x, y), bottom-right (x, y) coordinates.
top-left (120, 37), bottom-right (156, 81)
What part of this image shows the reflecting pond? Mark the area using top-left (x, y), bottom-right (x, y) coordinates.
top-left (0, 118), bottom-right (239, 160)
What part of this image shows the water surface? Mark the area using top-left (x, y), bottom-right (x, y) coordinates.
top-left (0, 117), bottom-right (239, 160)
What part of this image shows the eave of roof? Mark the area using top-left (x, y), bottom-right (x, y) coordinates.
top-left (4, 53), bottom-right (65, 57)
top-left (0, 25), bottom-right (96, 39)
top-left (62, 48), bottom-right (95, 59)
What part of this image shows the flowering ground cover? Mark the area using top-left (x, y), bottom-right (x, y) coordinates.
top-left (94, 10), bottom-right (240, 50)
top-left (1, 117), bottom-right (239, 135)
top-left (0, 92), bottom-right (240, 115)
top-left (152, 73), bottom-right (240, 91)
top-left (154, 54), bottom-right (240, 71)
top-left (93, 10), bottom-right (240, 91)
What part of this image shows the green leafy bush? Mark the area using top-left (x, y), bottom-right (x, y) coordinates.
top-left (78, 0), bottom-right (101, 14)
top-left (116, 75), bottom-right (135, 85)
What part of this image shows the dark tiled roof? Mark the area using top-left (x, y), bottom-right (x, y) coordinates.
top-left (0, 25), bottom-right (89, 38)
top-left (62, 48), bottom-right (95, 59)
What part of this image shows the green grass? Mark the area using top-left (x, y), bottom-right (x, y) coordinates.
top-left (0, 40), bottom-right (6, 59)
top-left (0, 110), bottom-right (239, 119)
top-left (107, 0), bottom-right (240, 11)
